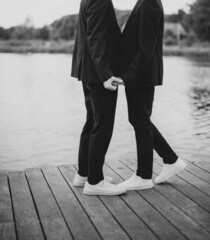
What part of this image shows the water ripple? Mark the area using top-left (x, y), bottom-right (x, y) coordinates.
top-left (0, 54), bottom-right (209, 171)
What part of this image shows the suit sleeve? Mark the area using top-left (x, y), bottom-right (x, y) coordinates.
top-left (86, 0), bottom-right (113, 82)
top-left (121, 0), bottom-right (162, 86)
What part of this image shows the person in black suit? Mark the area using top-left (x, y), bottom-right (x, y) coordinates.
top-left (71, 0), bottom-right (125, 196)
top-left (118, 0), bottom-right (186, 190)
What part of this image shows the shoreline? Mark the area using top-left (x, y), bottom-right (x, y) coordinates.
top-left (0, 40), bottom-right (75, 54)
top-left (0, 40), bottom-right (210, 58)
top-left (163, 45), bottom-right (210, 58)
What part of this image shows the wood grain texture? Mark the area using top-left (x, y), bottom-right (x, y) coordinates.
top-left (25, 168), bottom-right (73, 240)
top-left (0, 172), bottom-right (16, 240)
top-left (8, 171), bottom-right (44, 240)
top-left (42, 166), bottom-right (100, 240)
top-left (105, 161), bottom-right (187, 240)
top-left (74, 165), bottom-right (158, 240)
top-left (121, 158), bottom-right (210, 232)
top-left (59, 165), bottom-right (130, 240)
top-left (155, 159), bottom-right (210, 196)
top-left (1, 159), bottom-right (210, 240)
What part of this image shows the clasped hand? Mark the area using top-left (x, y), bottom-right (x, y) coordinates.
top-left (103, 77), bottom-right (124, 91)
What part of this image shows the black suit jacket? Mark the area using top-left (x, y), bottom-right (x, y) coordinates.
top-left (121, 0), bottom-right (164, 87)
top-left (71, 0), bottom-right (121, 84)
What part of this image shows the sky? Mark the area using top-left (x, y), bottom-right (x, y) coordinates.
top-left (0, 0), bottom-right (195, 28)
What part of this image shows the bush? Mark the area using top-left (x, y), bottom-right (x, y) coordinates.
top-left (164, 30), bottom-right (178, 45)
top-left (190, 0), bottom-right (210, 41)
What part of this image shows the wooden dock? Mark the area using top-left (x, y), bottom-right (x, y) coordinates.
top-left (1, 158), bottom-right (210, 240)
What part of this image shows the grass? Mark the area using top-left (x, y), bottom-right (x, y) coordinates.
top-left (0, 40), bottom-right (75, 54)
top-left (0, 40), bottom-right (210, 58)
top-left (163, 43), bottom-right (210, 58)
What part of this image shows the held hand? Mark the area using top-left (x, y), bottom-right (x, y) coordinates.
top-left (112, 77), bottom-right (125, 87)
top-left (103, 77), bottom-right (124, 91)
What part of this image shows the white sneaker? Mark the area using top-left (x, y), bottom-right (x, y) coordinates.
top-left (154, 158), bottom-right (187, 184)
top-left (73, 173), bottom-right (114, 187)
top-left (83, 180), bottom-right (126, 196)
top-left (73, 174), bottom-right (88, 187)
top-left (118, 173), bottom-right (154, 191)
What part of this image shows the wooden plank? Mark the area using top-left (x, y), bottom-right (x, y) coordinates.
top-left (187, 159), bottom-right (210, 174)
top-left (98, 195), bottom-right (158, 240)
top-left (25, 168), bottom-right (73, 240)
top-left (8, 171), bottom-right (44, 240)
top-left (110, 161), bottom-right (210, 240)
top-left (182, 160), bottom-right (210, 184)
top-left (105, 161), bottom-right (187, 240)
top-left (0, 172), bottom-right (15, 224)
top-left (123, 157), bottom-right (210, 212)
top-left (59, 165), bottom-right (130, 240)
top-left (0, 172), bottom-right (16, 240)
top-left (121, 158), bottom-right (210, 233)
top-left (73, 165), bottom-right (158, 240)
top-left (0, 223), bottom-right (16, 240)
top-left (155, 159), bottom-right (210, 197)
top-left (42, 166), bottom-right (101, 240)
top-left (140, 188), bottom-right (210, 240)
top-left (154, 161), bottom-right (210, 212)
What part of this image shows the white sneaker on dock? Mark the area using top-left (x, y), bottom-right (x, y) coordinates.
top-left (73, 173), bottom-right (113, 187)
top-left (154, 158), bottom-right (187, 184)
top-left (73, 174), bottom-right (88, 187)
top-left (83, 180), bottom-right (126, 196)
top-left (118, 173), bottom-right (154, 191)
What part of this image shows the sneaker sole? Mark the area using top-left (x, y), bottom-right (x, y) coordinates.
top-left (83, 189), bottom-right (126, 196)
top-left (155, 163), bottom-right (187, 184)
top-left (73, 177), bottom-right (113, 187)
top-left (126, 183), bottom-right (154, 191)
top-left (73, 182), bottom-right (86, 187)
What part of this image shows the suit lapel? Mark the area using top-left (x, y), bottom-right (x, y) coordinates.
top-left (132, 0), bottom-right (144, 13)
top-left (110, 1), bottom-right (122, 32)
top-left (122, 0), bottom-right (145, 33)
top-left (155, 0), bottom-right (163, 10)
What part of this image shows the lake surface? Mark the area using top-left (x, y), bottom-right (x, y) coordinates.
top-left (0, 53), bottom-right (209, 171)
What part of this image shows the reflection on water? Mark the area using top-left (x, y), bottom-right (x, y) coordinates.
top-left (190, 88), bottom-right (210, 137)
top-left (188, 59), bottom-right (210, 140)
top-left (0, 54), bottom-right (209, 171)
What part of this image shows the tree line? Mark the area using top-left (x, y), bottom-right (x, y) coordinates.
top-left (0, 0), bottom-right (209, 42)
top-left (165, 0), bottom-right (210, 42)
top-left (0, 14), bottom-right (78, 41)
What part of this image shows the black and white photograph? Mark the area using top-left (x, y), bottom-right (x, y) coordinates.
top-left (0, 0), bottom-right (210, 239)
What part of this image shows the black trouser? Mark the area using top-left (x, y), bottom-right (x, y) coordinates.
top-left (78, 83), bottom-right (117, 185)
top-left (125, 86), bottom-right (178, 179)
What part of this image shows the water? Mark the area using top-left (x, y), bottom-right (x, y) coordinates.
top-left (0, 53), bottom-right (209, 171)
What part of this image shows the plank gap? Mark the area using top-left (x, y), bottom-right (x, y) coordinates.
top-left (24, 171), bottom-right (47, 240)
top-left (40, 168), bottom-right (74, 240)
top-left (154, 160), bottom-right (210, 198)
top-left (58, 165), bottom-right (103, 240)
top-left (7, 173), bottom-right (19, 240)
top-left (105, 162), bottom-right (188, 240)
